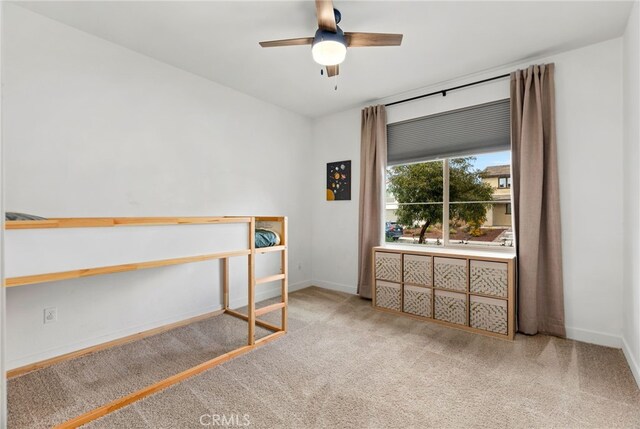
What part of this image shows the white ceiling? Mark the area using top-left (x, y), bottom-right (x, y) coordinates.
top-left (16, 1), bottom-right (634, 118)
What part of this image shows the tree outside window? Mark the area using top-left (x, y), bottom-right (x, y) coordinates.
top-left (385, 151), bottom-right (514, 248)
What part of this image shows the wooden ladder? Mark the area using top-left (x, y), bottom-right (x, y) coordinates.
top-left (224, 216), bottom-right (288, 345)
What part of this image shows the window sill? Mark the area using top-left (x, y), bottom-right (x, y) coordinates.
top-left (380, 243), bottom-right (516, 260)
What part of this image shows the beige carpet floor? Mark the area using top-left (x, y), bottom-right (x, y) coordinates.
top-left (8, 286), bottom-right (640, 428)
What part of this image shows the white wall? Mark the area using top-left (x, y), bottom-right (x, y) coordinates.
top-left (622, 0), bottom-right (640, 386)
top-left (310, 109), bottom-right (361, 294)
top-left (312, 38), bottom-right (625, 348)
top-left (2, 5), bottom-right (313, 369)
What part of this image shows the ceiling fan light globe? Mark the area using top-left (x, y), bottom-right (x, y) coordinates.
top-left (312, 40), bottom-right (347, 66)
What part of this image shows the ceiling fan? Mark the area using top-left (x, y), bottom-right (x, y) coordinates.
top-left (259, 0), bottom-right (403, 78)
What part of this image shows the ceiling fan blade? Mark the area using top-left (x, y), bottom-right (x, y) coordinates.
top-left (315, 0), bottom-right (337, 32)
top-left (326, 65), bottom-right (339, 77)
top-left (259, 37), bottom-right (314, 48)
top-left (345, 32), bottom-right (403, 47)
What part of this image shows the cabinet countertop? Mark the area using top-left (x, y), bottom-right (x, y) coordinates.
top-left (374, 245), bottom-right (516, 261)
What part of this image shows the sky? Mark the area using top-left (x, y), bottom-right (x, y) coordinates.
top-left (463, 150), bottom-right (511, 171)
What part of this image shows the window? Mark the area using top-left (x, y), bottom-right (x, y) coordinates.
top-left (385, 99), bottom-right (513, 249)
top-left (498, 177), bottom-right (511, 188)
top-left (385, 150), bottom-right (514, 248)
top-left (386, 160), bottom-right (444, 245)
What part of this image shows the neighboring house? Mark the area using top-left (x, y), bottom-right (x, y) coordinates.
top-left (385, 190), bottom-right (398, 222)
top-left (480, 165), bottom-right (513, 227)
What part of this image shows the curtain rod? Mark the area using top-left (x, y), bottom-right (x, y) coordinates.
top-left (384, 73), bottom-right (511, 107)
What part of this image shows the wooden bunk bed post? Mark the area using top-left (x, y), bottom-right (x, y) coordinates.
top-left (223, 257), bottom-right (230, 310)
top-left (247, 217), bottom-right (256, 346)
top-left (281, 217), bottom-right (288, 332)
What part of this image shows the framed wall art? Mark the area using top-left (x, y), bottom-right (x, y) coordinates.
top-left (326, 160), bottom-right (351, 201)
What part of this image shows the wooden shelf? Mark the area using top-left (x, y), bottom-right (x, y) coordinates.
top-left (5, 249), bottom-right (252, 288)
top-left (431, 285), bottom-right (508, 300)
top-left (373, 248), bottom-right (515, 340)
top-left (374, 305), bottom-right (512, 341)
top-left (5, 216), bottom-right (252, 230)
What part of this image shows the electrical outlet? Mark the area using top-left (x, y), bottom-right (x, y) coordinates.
top-left (44, 307), bottom-right (57, 324)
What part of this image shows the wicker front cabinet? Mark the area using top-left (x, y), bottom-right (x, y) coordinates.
top-left (372, 246), bottom-right (516, 340)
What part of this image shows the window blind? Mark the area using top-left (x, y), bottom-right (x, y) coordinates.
top-left (387, 99), bottom-right (511, 165)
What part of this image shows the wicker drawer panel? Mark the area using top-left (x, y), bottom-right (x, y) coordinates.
top-left (403, 254), bottom-right (432, 286)
top-left (375, 252), bottom-right (401, 283)
top-left (470, 295), bottom-right (508, 335)
top-left (434, 257), bottom-right (467, 292)
top-left (403, 285), bottom-right (432, 318)
top-left (375, 281), bottom-right (401, 311)
top-left (470, 260), bottom-right (508, 297)
top-left (434, 290), bottom-right (467, 326)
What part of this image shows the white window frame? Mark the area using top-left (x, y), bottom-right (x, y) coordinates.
top-left (387, 157), bottom-right (516, 253)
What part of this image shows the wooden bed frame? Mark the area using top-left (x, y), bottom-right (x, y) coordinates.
top-left (3, 216), bottom-right (288, 428)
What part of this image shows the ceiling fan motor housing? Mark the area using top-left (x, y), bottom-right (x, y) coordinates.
top-left (313, 26), bottom-right (345, 46)
top-left (312, 25), bottom-right (347, 66)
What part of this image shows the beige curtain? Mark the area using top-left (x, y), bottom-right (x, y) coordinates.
top-left (511, 64), bottom-right (565, 337)
top-left (357, 105), bottom-right (387, 299)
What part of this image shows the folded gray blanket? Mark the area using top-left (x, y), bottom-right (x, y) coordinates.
top-left (255, 229), bottom-right (280, 248)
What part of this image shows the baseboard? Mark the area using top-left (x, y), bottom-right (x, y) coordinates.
top-left (311, 279), bottom-right (358, 295)
top-left (311, 285), bottom-right (624, 347)
top-left (227, 279), bottom-right (311, 309)
top-left (289, 279), bottom-right (313, 292)
top-left (305, 289), bottom-right (626, 349)
top-left (565, 326), bottom-right (622, 348)
top-left (622, 336), bottom-right (640, 388)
